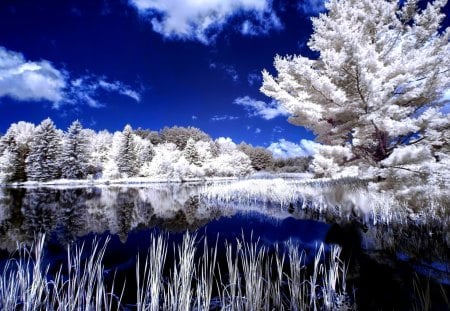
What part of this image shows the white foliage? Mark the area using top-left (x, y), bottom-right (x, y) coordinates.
top-left (134, 134), bottom-right (154, 167)
top-left (204, 150), bottom-right (253, 177)
top-left (215, 137), bottom-right (237, 154)
top-left (4, 121), bottom-right (36, 145)
top-left (310, 144), bottom-right (354, 177)
top-left (102, 158), bottom-right (120, 179)
top-left (195, 140), bottom-right (214, 163)
top-left (261, 0), bottom-right (450, 182)
top-left (141, 143), bottom-right (182, 178)
top-left (87, 130), bottom-right (113, 175)
top-left (25, 118), bottom-right (62, 181)
top-left (0, 150), bottom-right (14, 182)
top-left (381, 145), bottom-right (433, 167)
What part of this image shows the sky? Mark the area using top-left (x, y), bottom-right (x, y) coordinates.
top-left (0, 0), bottom-right (448, 157)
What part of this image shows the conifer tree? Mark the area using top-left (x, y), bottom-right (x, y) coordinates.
top-left (0, 122), bottom-right (35, 182)
top-left (183, 138), bottom-right (202, 166)
top-left (26, 118), bottom-right (62, 181)
top-left (116, 124), bottom-right (138, 177)
top-left (61, 120), bottom-right (90, 179)
top-left (261, 0), bottom-right (450, 179)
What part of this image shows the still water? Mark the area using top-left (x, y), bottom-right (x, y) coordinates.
top-left (0, 184), bottom-right (449, 310)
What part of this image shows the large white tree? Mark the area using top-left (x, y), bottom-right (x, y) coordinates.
top-left (116, 125), bottom-right (138, 177)
top-left (26, 118), bottom-right (62, 181)
top-left (61, 120), bottom-right (90, 179)
top-left (261, 0), bottom-right (449, 180)
top-left (0, 121), bottom-right (35, 182)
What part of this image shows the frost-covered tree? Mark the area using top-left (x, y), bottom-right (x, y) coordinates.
top-left (61, 120), bottom-right (90, 179)
top-left (204, 150), bottom-right (253, 177)
top-left (0, 150), bottom-right (15, 182)
top-left (183, 138), bottom-right (202, 166)
top-left (141, 143), bottom-right (182, 178)
top-left (26, 118), bottom-right (62, 181)
top-left (273, 156), bottom-right (313, 173)
top-left (261, 0), bottom-right (450, 179)
top-left (116, 125), bottom-right (138, 177)
top-left (0, 121), bottom-right (35, 182)
top-left (134, 135), bottom-right (155, 168)
top-left (160, 126), bottom-right (211, 149)
top-left (238, 143), bottom-right (274, 171)
top-left (87, 129), bottom-right (113, 177)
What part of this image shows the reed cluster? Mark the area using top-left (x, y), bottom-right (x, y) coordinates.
top-left (0, 233), bottom-right (353, 310)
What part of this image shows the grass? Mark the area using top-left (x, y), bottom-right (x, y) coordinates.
top-left (200, 178), bottom-right (449, 227)
top-left (0, 233), bottom-right (354, 310)
top-left (0, 235), bottom-right (122, 311)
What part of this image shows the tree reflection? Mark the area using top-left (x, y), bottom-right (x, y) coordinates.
top-left (0, 184), bottom-right (224, 250)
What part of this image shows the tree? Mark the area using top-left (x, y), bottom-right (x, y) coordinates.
top-left (26, 118), bottom-right (62, 181)
top-left (0, 121), bottom-right (35, 182)
top-left (134, 135), bottom-right (155, 169)
top-left (116, 124), bottom-right (138, 177)
top-left (160, 126), bottom-right (211, 149)
top-left (86, 129), bottom-right (113, 177)
top-left (273, 156), bottom-right (313, 173)
top-left (238, 142), bottom-right (274, 171)
top-left (204, 150), bottom-right (253, 177)
top-left (183, 138), bottom-right (202, 166)
top-left (61, 120), bottom-right (90, 179)
top-left (134, 128), bottom-right (163, 145)
top-left (261, 0), bottom-right (450, 179)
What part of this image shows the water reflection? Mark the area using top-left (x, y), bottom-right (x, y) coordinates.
top-left (0, 185), bottom-right (448, 286)
top-left (0, 185), bottom-right (449, 310)
top-left (0, 185), bottom-right (228, 250)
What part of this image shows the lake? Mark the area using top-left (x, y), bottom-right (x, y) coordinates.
top-left (0, 184), bottom-right (449, 310)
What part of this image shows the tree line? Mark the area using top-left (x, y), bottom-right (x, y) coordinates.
top-left (0, 119), bottom-right (311, 183)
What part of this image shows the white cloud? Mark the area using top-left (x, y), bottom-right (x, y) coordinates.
top-left (211, 115), bottom-right (239, 122)
top-left (191, 115), bottom-right (198, 120)
top-left (0, 46), bottom-right (141, 109)
top-left (240, 12), bottom-right (281, 36)
top-left (273, 126), bottom-right (284, 133)
top-left (98, 79), bottom-right (141, 102)
top-left (298, 0), bottom-right (326, 15)
top-left (0, 47), bottom-right (67, 103)
top-left (267, 139), bottom-right (319, 158)
top-left (66, 76), bottom-right (141, 109)
top-left (129, 0), bottom-right (281, 44)
top-left (255, 127), bottom-right (261, 134)
top-left (209, 62), bottom-right (239, 82)
top-left (234, 96), bottom-right (289, 120)
top-left (247, 73), bottom-right (261, 86)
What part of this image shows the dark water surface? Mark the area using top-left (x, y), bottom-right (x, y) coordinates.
top-left (0, 184), bottom-right (449, 310)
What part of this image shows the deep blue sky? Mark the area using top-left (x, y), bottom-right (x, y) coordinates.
top-left (0, 0), bottom-right (448, 147)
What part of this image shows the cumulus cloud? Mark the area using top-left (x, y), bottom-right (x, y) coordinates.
top-left (0, 47), bottom-right (67, 103)
top-left (129, 0), bottom-right (282, 44)
top-left (267, 139), bottom-right (319, 158)
top-left (298, 0), bottom-right (326, 15)
top-left (234, 96), bottom-right (289, 120)
top-left (0, 46), bottom-right (140, 109)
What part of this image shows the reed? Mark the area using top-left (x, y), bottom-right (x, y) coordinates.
top-left (1, 233), bottom-right (354, 310)
top-left (0, 234), bottom-right (122, 311)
